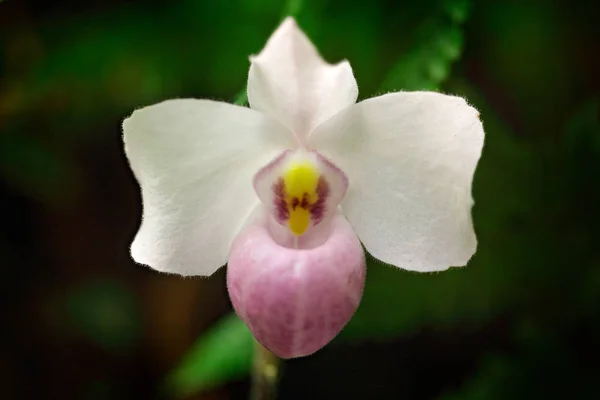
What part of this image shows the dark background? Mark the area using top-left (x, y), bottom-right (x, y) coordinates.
top-left (1, 0), bottom-right (599, 399)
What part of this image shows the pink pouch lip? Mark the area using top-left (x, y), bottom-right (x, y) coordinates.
top-left (227, 211), bottom-right (366, 358)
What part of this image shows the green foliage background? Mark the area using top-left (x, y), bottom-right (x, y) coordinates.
top-left (1, 0), bottom-right (598, 399)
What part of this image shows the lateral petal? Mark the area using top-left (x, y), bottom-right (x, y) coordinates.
top-left (123, 99), bottom-right (294, 276)
top-left (309, 92), bottom-right (484, 271)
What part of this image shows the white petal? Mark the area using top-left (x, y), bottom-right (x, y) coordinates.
top-left (309, 92), bottom-right (484, 272)
top-left (247, 17), bottom-right (358, 142)
top-left (123, 99), bottom-right (295, 276)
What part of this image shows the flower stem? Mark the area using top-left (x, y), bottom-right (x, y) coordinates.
top-left (251, 340), bottom-right (280, 400)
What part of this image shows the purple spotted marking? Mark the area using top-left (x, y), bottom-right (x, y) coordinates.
top-left (272, 178), bottom-right (289, 223)
top-left (291, 197), bottom-right (300, 210)
top-left (311, 177), bottom-right (329, 224)
top-left (271, 176), bottom-right (331, 227)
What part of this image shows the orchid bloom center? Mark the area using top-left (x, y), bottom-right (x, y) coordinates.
top-left (277, 159), bottom-right (328, 235)
top-left (254, 150), bottom-right (348, 243)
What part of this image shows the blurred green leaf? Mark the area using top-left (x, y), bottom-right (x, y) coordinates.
top-left (233, 89), bottom-right (248, 106)
top-left (564, 98), bottom-right (600, 157)
top-left (438, 318), bottom-right (596, 400)
top-left (380, 0), bottom-right (470, 92)
top-left (0, 133), bottom-right (74, 202)
top-left (282, 0), bottom-right (304, 18)
top-left (342, 256), bottom-right (490, 339)
top-left (1, 1), bottom-right (279, 135)
top-left (443, 0), bottom-right (472, 24)
top-left (166, 313), bottom-right (254, 397)
top-left (66, 280), bottom-right (141, 350)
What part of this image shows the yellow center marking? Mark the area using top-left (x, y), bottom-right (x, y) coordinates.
top-left (283, 160), bottom-right (320, 236)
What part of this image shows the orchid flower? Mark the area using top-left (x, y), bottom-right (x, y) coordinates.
top-left (123, 17), bottom-right (484, 359)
